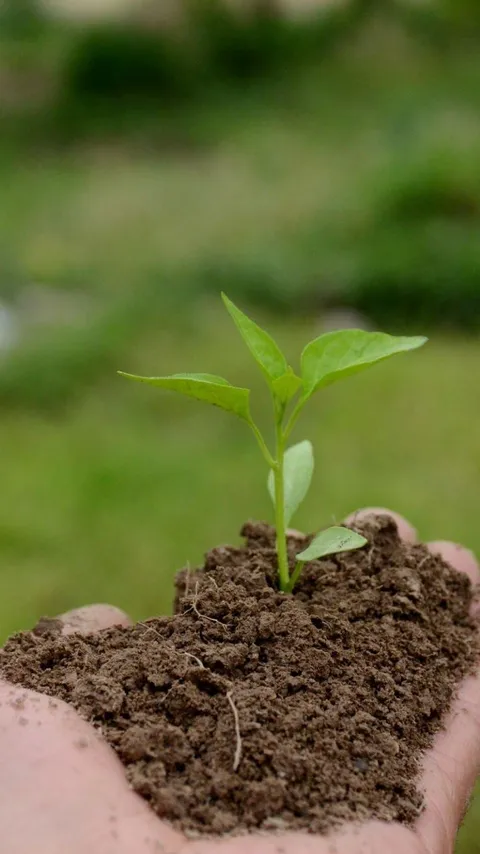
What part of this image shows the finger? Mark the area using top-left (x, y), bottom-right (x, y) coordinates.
top-left (58, 604), bottom-right (132, 636)
top-left (345, 507), bottom-right (417, 544)
top-left (427, 541), bottom-right (480, 586)
top-left (417, 674), bottom-right (480, 854)
top-left (0, 681), bottom-right (184, 854)
top-left (416, 543), bottom-right (480, 852)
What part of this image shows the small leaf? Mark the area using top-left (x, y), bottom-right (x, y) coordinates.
top-left (296, 526), bottom-right (367, 562)
top-left (272, 369), bottom-right (303, 404)
top-left (118, 371), bottom-right (251, 421)
top-left (301, 329), bottom-right (427, 400)
top-left (222, 293), bottom-right (288, 384)
top-left (268, 440), bottom-right (314, 526)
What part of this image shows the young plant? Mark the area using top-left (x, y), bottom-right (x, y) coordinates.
top-left (119, 295), bottom-right (427, 592)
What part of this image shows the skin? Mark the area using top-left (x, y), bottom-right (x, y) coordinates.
top-left (0, 509), bottom-right (479, 854)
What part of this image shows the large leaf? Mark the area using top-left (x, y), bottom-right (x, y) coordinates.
top-left (296, 526), bottom-right (367, 562)
top-left (268, 440), bottom-right (314, 526)
top-left (271, 369), bottom-right (303, 404)
top-left (301, 329), bottom-right (427, 399)
top-left (118, 371), bottom-right (251, 421)
top-left (222, 293), bottom-right (288, 384)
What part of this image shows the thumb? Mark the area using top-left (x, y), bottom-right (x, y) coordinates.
top-left (33, 604), bottom-right (132, 637)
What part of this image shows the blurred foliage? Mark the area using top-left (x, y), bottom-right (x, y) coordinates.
top-left (0, 0), bottom-right (44, 38)
top-left (346, 226), bottom-right (480, 332)
top-left (48, 0), bottom-right (373, 124)
top-left (396, 0), bottom-right (480, 45)
top-left (0, 307), bottom-right (130, 411)
top-left (61, 25), bottom-right (199, 104)
top-left (196, 145), bottom-right (480, 332)
top-left (189, 0), bottom-right (294, 82)
top-left (433, 0), bottom-right (480, 32)
top-left (189, 0), bottom-right (367, 82)
top-left (377, 154), bottom-right (480, 224)
top-left (344, 150), bottom-right (480, 331)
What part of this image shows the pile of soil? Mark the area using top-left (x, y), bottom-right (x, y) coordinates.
top-left (1, 516), bottom-right (478, 838)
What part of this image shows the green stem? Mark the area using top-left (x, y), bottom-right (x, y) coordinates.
top-left (283, 398), bottom-right (306, 442)
top-left (285, 559), bottom-right (305, 594)
top-left (274, 421), bottom-right (290, 592)
top-left (249, 420), bottom-right (276, 469)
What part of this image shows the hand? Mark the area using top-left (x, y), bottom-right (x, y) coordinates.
top-left (1, 510), bottom-right (479, 854)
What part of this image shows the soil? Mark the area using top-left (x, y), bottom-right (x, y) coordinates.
top-left (1, 516), bottom-right (478, 839)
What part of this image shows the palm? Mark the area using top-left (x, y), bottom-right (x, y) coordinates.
top-left (1, 513), bottom-right (479, 854)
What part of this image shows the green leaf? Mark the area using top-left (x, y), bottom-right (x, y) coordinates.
top-left (301, 330), bottom-right (427, 399)
top-left (296, 526), bottom-right (367, 562)
top-left (222, 293), bottom-right (288, 384)
top-left (268, 440), bottom-right (314, 526)
top-left (271, 369), bottom-right (303, 404)
top-left (118, 371), bottom-right (251, 421)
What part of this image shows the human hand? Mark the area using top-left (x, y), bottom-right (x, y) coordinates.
top-left (1, 510), bottom-right (479, 854)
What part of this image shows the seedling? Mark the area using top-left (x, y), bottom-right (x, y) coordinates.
top-left (119, 295), bottom-right (427, 592)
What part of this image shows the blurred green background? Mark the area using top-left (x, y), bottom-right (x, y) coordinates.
top-left (1, 0), bottom-right (479, 849)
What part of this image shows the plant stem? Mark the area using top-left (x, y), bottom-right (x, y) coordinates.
top-left (283, 398), bottom-right (306, 442)
top-left (249, 420), bottom-right (276, 469)
top-left (285, 559), bottom-right (304, 594)
top-left (274, 421), bottom-right (290, 592)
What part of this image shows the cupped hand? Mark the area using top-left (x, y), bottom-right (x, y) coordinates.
top-left (1, 510), bottom-right (479, 854)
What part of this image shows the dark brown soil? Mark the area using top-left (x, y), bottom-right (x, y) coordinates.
top-left (1, 517), bottom-right (478, 838)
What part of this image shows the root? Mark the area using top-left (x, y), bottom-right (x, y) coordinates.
top-left (140, 626), bottom-right (205, 669)
top-left (417, 555), bottom-right (430, 572)
top-left (206, 574), bottom-right (219, 591)
top-left (226, 690), bottom-right (242, 772)
top-left (182, 652), bottom-right (205, 669)
top-left (184, 581), bottom-right (227, 629)
top-left (184, 561), bottom-right (192, 599)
